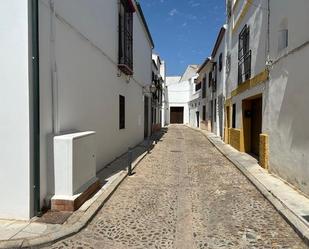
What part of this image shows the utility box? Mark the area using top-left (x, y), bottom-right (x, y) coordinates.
top-left (52, 131), bottom-right (100, 211)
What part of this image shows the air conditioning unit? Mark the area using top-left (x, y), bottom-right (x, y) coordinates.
top-left (52, 131), bottom-right (99, 211)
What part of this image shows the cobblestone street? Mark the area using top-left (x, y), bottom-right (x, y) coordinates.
top-left (48, 125), bottom-right (307, 249)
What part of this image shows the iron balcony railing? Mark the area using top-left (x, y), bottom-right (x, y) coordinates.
top-left (238, 50), bottom-right (251, 85)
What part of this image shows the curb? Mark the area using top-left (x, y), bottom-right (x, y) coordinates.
top-left (186, 125), bottom-right (309, 246)
top-left (0, 148), bottom-right (149, 249)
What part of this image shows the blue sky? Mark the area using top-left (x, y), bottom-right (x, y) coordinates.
top-left (139, 0), bottom-right (226, 76)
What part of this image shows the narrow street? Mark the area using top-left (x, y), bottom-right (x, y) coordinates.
top-left (48, 125), bottom-right (307, 249)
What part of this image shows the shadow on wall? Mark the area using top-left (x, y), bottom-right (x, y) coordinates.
top-left (277, 52), bottom-right (309, 151)
top-left (251, 4), bottom-right (267, 76)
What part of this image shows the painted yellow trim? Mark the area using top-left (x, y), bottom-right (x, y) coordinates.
top-left (229, 128), bottom-right (245, 152)
top-left (231, 70), bottom-right (269, 97)
top-left (232, 0), bottom-right (251, 34)
top-left (225, 98), bottom-right (232, 107)
top-left (259, 134), bottom-right (269, 170)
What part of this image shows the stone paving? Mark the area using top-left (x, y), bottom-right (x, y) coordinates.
top-left (46, 125), bottom-right (308, 249)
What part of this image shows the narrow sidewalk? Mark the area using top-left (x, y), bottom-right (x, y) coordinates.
top-left (0, 133), bottom-right (163, 249)
top-left (188, 125), bottom-right (309, 245)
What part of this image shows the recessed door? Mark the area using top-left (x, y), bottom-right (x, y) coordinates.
top-left (251, 97), bottom-right (262, 156)
top-left (170, 107), bottom-right (184, 124)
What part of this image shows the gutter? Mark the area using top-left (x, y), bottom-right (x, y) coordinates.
top-left (30, 0), bottom-right (41, 216)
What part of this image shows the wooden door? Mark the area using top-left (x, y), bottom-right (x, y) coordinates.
top-left (170, 107), bottom-right (184, 124)
top-left (251, 97), bottom-right (262, 156)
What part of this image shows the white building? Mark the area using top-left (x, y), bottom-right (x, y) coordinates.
top-left (166, 65), bottom-right (199, 125)
top-left (0, 0), bottom-right (154, 220)
top-left (196, 27), bottom-right (227, 137)
top-left (224, 0), bottom-right (269, 158)
top-left (223, 0), bottom-right (309, 196)
top-left (151, 53), bottom-right (166, 132)
top-left (264, 0), bottom-right (309, 195)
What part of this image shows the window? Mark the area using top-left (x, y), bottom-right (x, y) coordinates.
top-left (208, 72), bottom-right (212, 88)
top-left (118, 0), bottom-right (134, 75)
top-left (278, 29), bottom-right (288, 52)
top-left (219, 53), bottom-right (223, 72)
top-left (203, 105), bottom-right (206, 121)
top-left (214, 99), bottom-right (217, 122)
top-left (202, 75), bottom-right (206, 98)
top-left (119, 95), bottom-right (125, 129)
top-left (238, 25), bottom-right (251, 84)
top-left (226, 52), bottom-right (231, 75)
top-left (212, 63), bottom-right (217, 92)
top-left (278, 18), bottom-right (288, 52)
top-left (232, 104), bottom-right (236, 128)
top-left (195, 82), bottom-right (201, 92)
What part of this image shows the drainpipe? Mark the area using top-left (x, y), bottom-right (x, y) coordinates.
top-left (50, 0), bottom-right (60, 134)
top-left (30, 0), bottom-right (41, 216)
top-left (266, 0), bottom-right (271, 64)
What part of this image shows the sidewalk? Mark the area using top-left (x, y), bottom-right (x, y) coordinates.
top-left (189, 125), bottom-right (309, 245)
top-left (0, 134), bottom-right (162, 249)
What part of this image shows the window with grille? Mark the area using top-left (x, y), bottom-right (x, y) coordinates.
top-left (208, 72), bottom-right (212, 88)
top-left (203, 105), bottom-right (206, 121)
top-left (219, 53), bottom-right (223, 72)
top-left (118, 0), bottom-right (134, 75)
top-left (202, 75), bottom-right (206, 99)
top-left (195, 82), bottom-right (201, 92)
top-left (238, 25), bottom-right (251, 84)
top-left (212, 63), bottom-right (217, 92)
top-left (214, 99), bottom-right (217, 122)
top-left (232, 104), bottom-right (236, 128)
top-left (119, 95), bottom-right (125, 129)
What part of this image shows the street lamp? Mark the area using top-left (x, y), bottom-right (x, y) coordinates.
top-left (149, 83), bottom-right (157, 94)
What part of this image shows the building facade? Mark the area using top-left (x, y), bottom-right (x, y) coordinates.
top-left (223, 0), bottom-right (309, 196)
top-left (151, 53), bottom-right (166, 133)
top-left (264, 0), bottom-right (309, 195)
top-left (0, 0), bottom-right (154, 220)
top-left (166, 65), bottom-right (199, 125)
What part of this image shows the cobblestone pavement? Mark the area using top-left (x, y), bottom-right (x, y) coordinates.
top-left (47, 125), bottom-right (308, 249)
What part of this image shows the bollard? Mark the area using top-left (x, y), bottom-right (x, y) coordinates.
top-left (128, 147), bottom-right (133, 176)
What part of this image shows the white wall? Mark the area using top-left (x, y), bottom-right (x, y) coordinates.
top-left (212, 31), bottom-right (226, 137)
top-left (0, 0), bottom-right (32, 219)
top-left (166, 77), bottom-right (190, 124)
top-left (264, 0), bottom-right (309, 195)
top-left (226, 0), bottom-right (268, 101)
top-left (39, 0), bottom-right (152, 206)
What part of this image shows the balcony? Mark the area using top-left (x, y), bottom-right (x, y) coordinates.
top-left (238, 50), bottom-right (251, 85)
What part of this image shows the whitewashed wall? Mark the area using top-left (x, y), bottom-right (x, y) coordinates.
top-left (265, 0), bottom-right (309, 195)
top-left (166, 77), bottom-right (190, 124)
top-left (0, 0), bottom-right (32, 220)
top-left (226, 0), bottom-right (268, 129)
top-left (39, 0), bottom-right (152, 206)
top-left (212, 31), bottom-right (226, 137)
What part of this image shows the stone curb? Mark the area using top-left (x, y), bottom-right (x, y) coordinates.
top-left (0, 147), bottom-right (149, 249)
top-left (186, 125), bottom-right (309, 246)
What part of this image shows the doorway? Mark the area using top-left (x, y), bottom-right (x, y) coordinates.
top-left (226, 105), bottom-right (231, 143)
top-left (144, 96), bottom-right (149, 138)
top-left (196, 111), bottom-right (200, 128)
top-left (170, 107), bottom-right (184, 124)
top-left (243, 95), bottom-right (262, 157)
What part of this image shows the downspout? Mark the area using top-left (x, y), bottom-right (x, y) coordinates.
top-left (50, 0), bottom-right (60, 134)
top-left (31, 0), bottom-right (41, 216)
top-left (266, 0), bottom-right (271, 63)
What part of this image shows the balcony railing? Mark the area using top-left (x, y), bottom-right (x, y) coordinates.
top-left (238, 50), bottom-right (251, 85)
